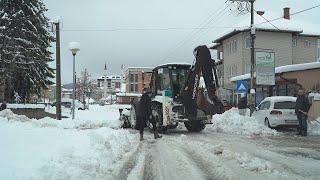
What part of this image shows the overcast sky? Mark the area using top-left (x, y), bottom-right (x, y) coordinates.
top-left (43, 0), bottom-right (320, 84)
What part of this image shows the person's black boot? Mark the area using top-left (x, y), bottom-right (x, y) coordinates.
top-left (296, 132), bottom-right (302, 135)
top-left (302, 132), bottom-right (307, 136)
top-left (154, 131), bottom-right (162, 139)
top-left (140, 133), bottom-right (144, 141)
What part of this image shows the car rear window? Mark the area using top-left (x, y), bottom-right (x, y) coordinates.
top-left (274, 101), bottom-right (296, 109)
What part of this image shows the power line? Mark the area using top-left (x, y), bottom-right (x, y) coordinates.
top-left (257, 4), bottom-right (320, 26)
top-left (254, 9), bottom-right (280, 30)
top-left (291, 4), bottom-right (320, 16)
top-left (60, 26), bottom-right (243, 32)
top-left (161, 2), bottom-right (232, 62)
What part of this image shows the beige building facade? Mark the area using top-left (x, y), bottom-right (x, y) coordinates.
top-left (124, 67), bottom-right (153, 93)
top-left (212, 29), bottom-right (320, 90)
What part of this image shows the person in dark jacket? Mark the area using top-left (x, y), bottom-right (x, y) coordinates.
top-left (295, 89), bottom-right (310, 136)
top-left (238, 93), bottom-right (247, 116)
top-left (137, 88), bottom-right (161, 141)
top-left (0, 101), bottom-right (7, 111)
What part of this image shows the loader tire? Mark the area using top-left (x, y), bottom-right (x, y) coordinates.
top-left (184, 120), bottom-right (205, 132)
top-left (151, 103), bottom-right (166, 133)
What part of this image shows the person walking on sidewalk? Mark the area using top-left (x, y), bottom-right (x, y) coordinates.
top-left (137, 88), bottom-right (161, 141)
top-left (295, 89), bottom-right (310, 136)
top-left (238, 93), bottom-right (247, 116)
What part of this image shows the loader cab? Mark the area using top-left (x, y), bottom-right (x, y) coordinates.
top-left (150, 63), bottom-right (191, 98)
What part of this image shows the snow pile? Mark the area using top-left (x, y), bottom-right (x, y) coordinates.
top-left (0, 105), bottom-right (123, 130)
top-left (0, 105), bottom-right (139, 180)
top-left (207, 108), bottom-right (278, 136)
top-left (309, 119), bottom-right (320, 135)
top-left (0, 109), bottom-right (30, 122)
top-left (7, 103), bottom-right (45, 109)
top-left (0, 117), bottom-right (138, 180)
top-left (38, 128), bottom-right (139, 180)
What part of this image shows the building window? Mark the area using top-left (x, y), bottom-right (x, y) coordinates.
top-left (245, 63), bottom-right (251, 74)
top-left (225, 66), bottom-right (230, 78)
top-left (232, 40), bottom-right (237, 53)
top-left (292, 37), bottom-right (297, 47)
top-left (245, 36), bottom-right (251, 49)
top-left (130, 84), bottom-right (134, 92)
top-left (115, 82), bottom-right (120, 88)
top-left (130, 74), bottom-right (134, 82)
top-left (231, 65), bottom-right (237, 77)
top-left (317, 39), bottom-right (320, 61)
top-left (218, 51), bottom-right (223, 60)
top-left (129, 73), bottom-right (139, 93)
top-left (225, 44), bottom-right (230, 56)
top-left (304, 40), bottom-right (311, 48)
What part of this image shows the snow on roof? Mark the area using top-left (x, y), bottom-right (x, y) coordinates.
top-left (213, 11), bottom-right (320, 43)
top-left (116, 92), bottom-right (142, 97)
top-left (231, 62), bottom-right (320, 82)
top-left (276, 62), bottom-right (320, 74)
top-left (263, 96), bottom-right (297, 102)
top-left (157, 62), bottom-right (191, 67)
top-left (230, 73), bottom-right (253, 82)
top-left (126, 67), bottom-right (154, 70)
top-left (98, 75), bottom-right (122, 80)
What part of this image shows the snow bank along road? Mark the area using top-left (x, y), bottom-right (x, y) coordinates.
top-left (1, 105), bottom-right (320, 180)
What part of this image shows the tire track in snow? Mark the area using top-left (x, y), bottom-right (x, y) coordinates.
top-left (164, 136), bottom-right (233, 180)
top-left (98, 132), bottom-right (143, 180)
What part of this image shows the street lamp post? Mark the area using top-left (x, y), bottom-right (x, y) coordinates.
top-left (68, 42), bottom-right (80, 120)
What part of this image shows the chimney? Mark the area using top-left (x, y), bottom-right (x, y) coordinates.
top-left (283, 7), bottom-right (290, 20)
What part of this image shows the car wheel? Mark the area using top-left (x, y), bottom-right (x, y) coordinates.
top-left (265, 118), bottom-right (271, 128)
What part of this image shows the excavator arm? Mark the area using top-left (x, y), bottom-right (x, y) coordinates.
top-left (182, 45), bottom-right (224, 119)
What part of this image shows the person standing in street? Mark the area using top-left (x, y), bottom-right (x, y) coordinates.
top-left (137, 88), bottom-right (161, 141)
top-left (238, 93), bottom-right (247, 116)
top-left (295, 89), bottom-right (310, 136)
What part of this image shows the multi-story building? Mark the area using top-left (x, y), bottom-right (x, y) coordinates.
top-left (97, 75), bottom-right (122, 93)
top-left (124, 67), bottom-right (153, 93)
top-left (211, 8), bottom-right (320, 101)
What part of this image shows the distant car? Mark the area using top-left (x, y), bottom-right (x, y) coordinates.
top-left (51, 100), bottom-right (88, 110)
top-left (51, 101), bottom-right (72, 108)
top-left (253, 96), bottom-right (298, 128)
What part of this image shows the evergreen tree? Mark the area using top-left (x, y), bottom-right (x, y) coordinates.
top-left (0, 0), bottom-right (54, 102)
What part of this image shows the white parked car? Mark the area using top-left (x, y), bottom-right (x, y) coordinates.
top-left (253, 96), bottom-right (298, 128)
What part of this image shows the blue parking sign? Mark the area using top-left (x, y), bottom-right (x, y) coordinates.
top-left (236, 80), bottom-right (248, 93)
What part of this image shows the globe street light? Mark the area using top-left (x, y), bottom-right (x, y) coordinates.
top-left (68, 42), bottom-right (80, 119)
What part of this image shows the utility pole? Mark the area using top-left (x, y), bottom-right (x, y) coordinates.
top-left (54, 22), bottom-right (62, 120)
top-left (249, 0), bottom-right (256, 117)
top-left (229, 0), bottom-right (255, 116)
top-left (104, 63), bottom-right (107, 103)
top-left (82, 68), bottom-right (87, 109)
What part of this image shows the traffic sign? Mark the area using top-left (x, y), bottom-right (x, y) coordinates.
top-left (236, 80), bottom-right (248, 93)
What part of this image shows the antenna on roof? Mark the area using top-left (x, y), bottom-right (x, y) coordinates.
top-left (229, 0), bottom-right (251, 16)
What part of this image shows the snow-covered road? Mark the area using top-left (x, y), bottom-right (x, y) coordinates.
top-left (1, 105), bottom-right (320, 180)
top-left (115, 128), bottom-right (320, 180)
